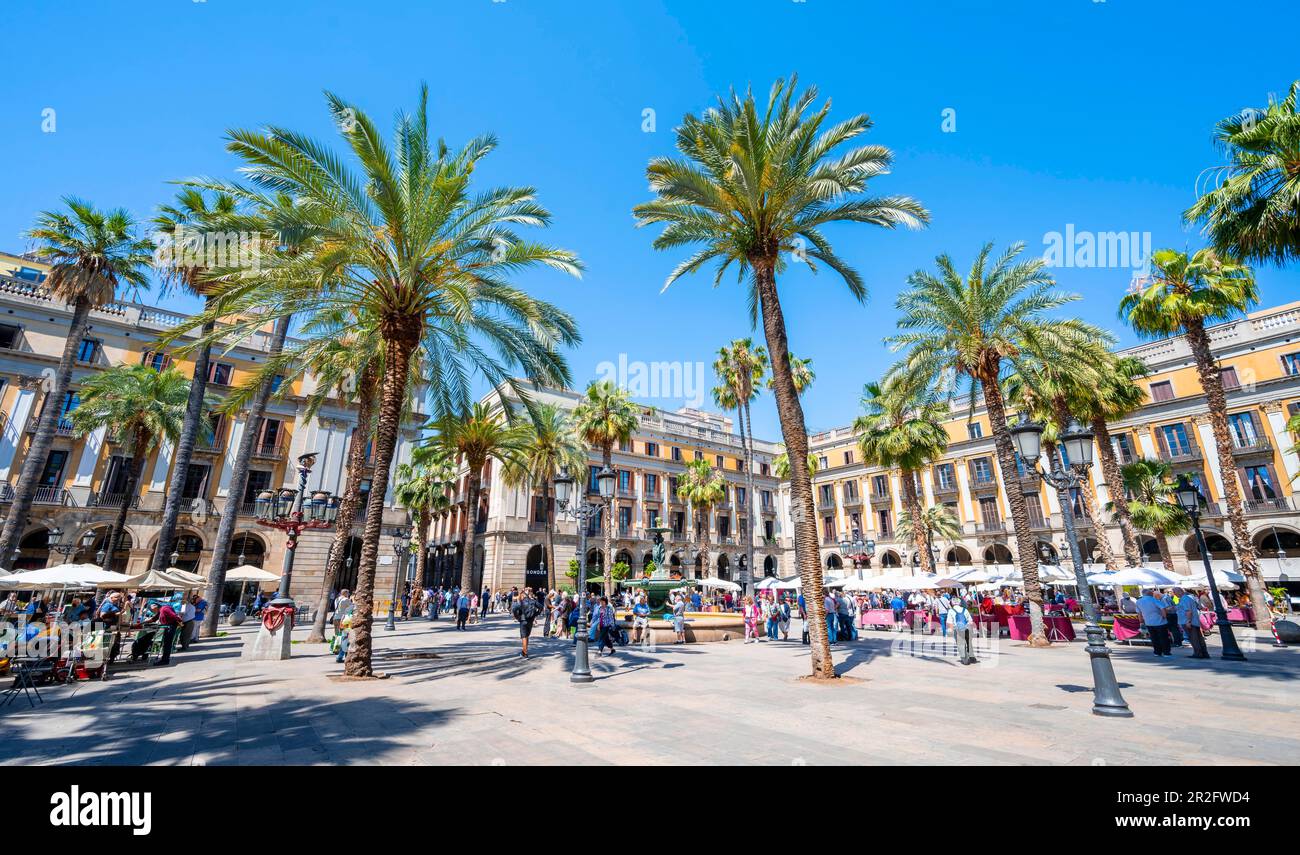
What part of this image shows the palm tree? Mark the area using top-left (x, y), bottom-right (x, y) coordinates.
top-left (634, 77), bottom-right (928, 679)
top-left (853, 376), bottom-right (949, 574)
top-left (769, 353), bottom-right (815, 396)
top-left (896, 505), bottom-right (963, 568)
top-left (713, 339), bottom-right (768, 592)
top-left (1186, 81), bottom-right (1300, 266)
top-left (68, 365), bottom-right (190, 567)
top-left (427, 402), bottom-right (525, 595)
top-left (502, 403), bottom-right (585, 592)
top-left (150, 188), bottom-right (238, 571)
top-left (0, 200), bottom-right (152, 570)
top-left (171, 87), bottom-right (581, 675)
top-left (677, 458), bottom-right (724, 579)
top-left (394, 445), bottom-right (454, 598)
top-left (571, 380), bottom-right (640, 597)
top-left (1120, 248), bottom-right (1270, 630)
top-left (888, 242), bottom-right (1098, 647)
top-left (1110, 460), bottom-right (1190, 576)
top-left (1070, 355), bottom-right (1149, 567)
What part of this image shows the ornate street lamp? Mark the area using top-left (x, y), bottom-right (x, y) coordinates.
top-left (553, 464), bottom-right (614, 685)
top-left (253, 452), bottom-right (338, 612)
top-left (1012, 415), bottom-right (1132, 718)
top-left (386, 526), bottom-right (412, 631)
top-left (837, 530), bottom-right (873, 579)
top-left (1175, 475), bottom-right (1247, 660)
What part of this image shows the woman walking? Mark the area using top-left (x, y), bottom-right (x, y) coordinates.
top-left (743, 595), bottom-right (760, 643)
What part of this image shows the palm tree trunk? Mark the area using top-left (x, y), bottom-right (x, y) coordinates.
top-left (700, 504), bottom-right (712, 580)
top-left (601, 445), bottom-right (613, 598)
top-left (345, 325), bottom-right (419, 677)
top-left (308, 375), bottom-right (375, 643)
top-left (414, 508), bottom-right (429, 591)
top-left (902, 470), bottom-right (930, 573)
top-left (1184, 319), bottom-right (1269, 631)
top-left (1092, 416), bottom-right (1142, 567)
top-left (979, 374), bottom-right (1049, 646)
top-left (1048, 397), bottom-right (1118, 572)
top-left (106, 428), bottom-right (150, 566)
top-left (458, 467), bottom-right (483, 593)
top-left (200, 316), bottom-right (291, 638)
top-left (154, 317), bottom-right (214, 569)
top-left (0, 297), bottom-right (93, 569)
top-left (752, 258), bottom-right (834, 678)
top-left (542, 477), bottom-right (556, 591)
top-left (740, 400), bottom-right (757, 593)
top-left (1154, 528), bottom-right (1176, 576)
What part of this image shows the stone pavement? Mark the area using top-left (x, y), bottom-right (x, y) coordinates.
top-left (3, 614), bottom-right (1298, 765)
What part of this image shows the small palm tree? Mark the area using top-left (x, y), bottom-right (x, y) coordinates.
top-left (853, 376), bottom-right (950, 574)
top-left (1119, 248), bottom-right (1270, 630)
top-left (713, 339), bottom-right (768, 590)
top-left (889, 242), bottom-right (1098, 647)
top-left (394, 446), bottom-right (455, 595)
top-left (150, 188), bottom-right (238, 571)
top-left (0, 200), bottom-right (152, 569)
top-left (773, 448), bottom-right (819, 480)
top-left (768, 353), bottom-right (815, 396)
top-left (896, 505), bottom-right (963, 567)
top-left (427, 402), bottom-right (525, 594)
top-left (1186, 81), bottom-right (1300, 265)
top-left (69, 365), bottom-right (190, 567)
top-left (677, 458), bottom-right (725, 579)
top-left (1110, 460), bottom-right (1190, 576)
top-left (634, 77), bottom-right (928, 679)
top-left (571, 380), bottom-right (640, 597)
top-left (502, 404), bottom-right (586, 591)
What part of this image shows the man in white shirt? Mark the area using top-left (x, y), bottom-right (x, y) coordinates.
top-left (1135, 588), bottom-right (1171, 657)
top-left (946, 596), bottom-right (977, 665)
top-left (177, 597), bottom-right (197, 651)
top-left (1174, 586), bottom-right (1209, 659)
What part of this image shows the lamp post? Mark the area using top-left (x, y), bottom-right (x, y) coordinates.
top-left (386, 527), bottom-right (412, 631)
top-left (554, 464), bottom-right (615, 685)
top-left (1174, 475), bottom-right (1247, 660)
top-left (837, 530), bottom-right (873, 579)
top-left (1011, 416), bottom-right (1133, 718)
top-left (253, 453), bottom-right (339, 610)
top-left (49, 527), bottom-right (96, 561)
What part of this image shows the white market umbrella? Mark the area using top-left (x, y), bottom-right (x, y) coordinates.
top-left (1, 563), bottom-right (130, 589)
top-left (755, 576), bottom-right (782, 590)
top-left (698, 577), bottom-right (740, 591)
top-left (103, 568), bottom-right (195, 591)
top-left (224, 565), bottom-right (280, 583)
top-left (773, 576), bottom-right (803, 590)
top-left (165, 567), bottom-right (209, 587)
top-left (949, 568), bottom-right (995, 584)
top-left (1089, 566), bottom-right (1181, 587)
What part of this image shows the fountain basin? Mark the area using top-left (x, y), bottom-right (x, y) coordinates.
top-left (617, 611), bottom-right (745, 643)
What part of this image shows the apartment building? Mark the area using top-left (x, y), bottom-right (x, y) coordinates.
top-left (803, 301), bottom-right (1300, 588)
top-left (426, 382), bottom-right (789, 592)
top-left (0, 251), bottom-right (421, 606)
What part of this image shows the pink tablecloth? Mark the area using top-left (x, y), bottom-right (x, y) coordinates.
top-left (901, 609), bottom-right (936, 632)
top-left (1112, 615), bottom-right (1142, 641)
top-left (861, 609), bottom-right (896, 628)
top-left (1225, 607), bottom-right (1254, 624)
top-left (1008, 614), bottom-right (1076, 641)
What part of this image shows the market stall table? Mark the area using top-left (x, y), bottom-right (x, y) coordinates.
top-left (860, 609), bottom-right (897, 629)
top-left (1008, 614), bottom-right (1076, 641)
top-left (1111, 615), bottom-right (1143, 642)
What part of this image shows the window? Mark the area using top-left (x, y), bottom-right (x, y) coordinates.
top-left (761, 489), bottom-right (772, 509)
top-left (617, 469), bottom-right (631, 492)
top-left (0, 323), bottom-right (20, 349)
top-left (1160, 423), bottom-right (1192, 457)
top-left (715, 454), bottom-right (724, 469)
top-left (819, 484), bottom-right (834, 505)
top-left (971, 458), bottom-right (994, 484)
top-left (843, 450), bottom-right (854, 465)
top-left (1112, 433), bottom-right (1136, 464)
top-left (672, 511), bottom-right (686, 535)
top-left (243, 470), bottom-right (273, 503)
top-left (532, 495), bottom-right (548, 524)
top-left (588, 465), bottom-right (600, 492)
top-left (872, 474), bottom-right (889, 497)
top-left (669, 476), bottom-right (679, 500)
top-left (104, 456), bottom-right (132, 494)
top-left (671, 446), bottom-right (681, 462)
top-left (58, 391), bottom-right (79, 421)
top-left (644, 473), bottom-right (658, 495)
top-left (181, 464), bottom-right (211, 500)
top-left (967, 422), bottom-right (983, 440)
top-left (935, 463), bottom-right (956, 490)
top-left (1150, 380), bottom-right (1174, 402)
top-left (14, 266), bottom-right (45, 283)
top-left (618, 439), bottom-right (631, 453)
top-left (718, 516), bottom-right (730, 538)
top-left (876, 509), bottom-right (892, 537)
top-left (1024, 492), bottom-right (1045, 527)
top-left (39, 450), bottom-right (68, 487)
top-left (618, 505), bottom-right (633, 529)
top-left (693, 450), bottom-right (703, 461)
top-left (1242, 465), bottom-right (1277, 502)
top-left (849, 512), bottom-right (861, 533)
top-left (258, 418), bottom-right (282, 451)
top-left (645, 508), bottom-right (658, 528)
top-left (764, 519), bottom-right (775, 540)
top-left (844, 480), bottom-right (858, 500)
top-left (207, 362), bottom-right (234, 386)
top-left (978, 497), bottom-right (1000, 526)
top-left (1220, 366), bottom-right (1240, 391)
top-left (270, 375), bottom-right (285, 394)
top-left (644, 442), bottom-right (658, 458)
top-left (1283, 352), bottom-right (1300, 376)
top-left (822, 516), bottom-right (834, 538)
top-left (1228, 412), bottom-right (1257, 447)
top-left (205, 412), bottom-right (226, 448)
top-left (818, 455), bottom-right (828, 470)
top-left (76, 338), bottom-right (101, 363)
top-left (735, 458), bottom-right (743, 472)
top-left (760, 462), bottom-right (770, 477)
top-left (141, 350), bottom-right (170, 371)
top-left (736, 486), bottom-right (746, 505)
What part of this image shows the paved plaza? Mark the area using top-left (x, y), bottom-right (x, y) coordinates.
top-left (3, 615), bottom-right (1298, 766)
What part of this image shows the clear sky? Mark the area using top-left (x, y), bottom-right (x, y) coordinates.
top-left (1, 0), bottom-right (1296, 441)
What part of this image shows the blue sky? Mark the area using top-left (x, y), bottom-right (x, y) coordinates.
top-left (1, 0), bottom-right (1296, 440)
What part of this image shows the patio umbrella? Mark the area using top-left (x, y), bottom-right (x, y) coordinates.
top-left (0, 563), bottom-right (131, 590)
top-left (165, 567), bottom-right (209, 587)
top-left (698, 577), bottom-right (741, 591)
top-left (104, 568), bottom-right (195, 591)
top-left (224, 565), bottom-right (280, 583)
top-left (1089, 566), bottom-right (1181, 587)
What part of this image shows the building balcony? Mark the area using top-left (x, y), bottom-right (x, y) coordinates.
top-left (841, 494), bottom-right (863, 507)
top-left (1244, 496), bottom-right (1295, 514)
top-left (817, 498), bottom-right (836, 511)
top-left (27, 418), bottom-right (76, 437)
top-left (1028, 513), bottom-right (1054, 531)
top-left (88, 492), bottom-right (140, 510)
top-left (932, 482), bottom-right (959, 498)
top-left (969, 476), bottom-right (999, 494)
top-left (33, 486), bottom-right (68, 506)
top-left (1229, 436), bottom-right (1272, 457)
top-left (194, 430), bottom-right (228, 454)
top-left (1159, 445), bottom-right (1202, 465)
top-left (527, 520), bottom-right (549, 532)
top-left (250, 439), bottom-right (286, 461)
top-left (973, 520), bottom-right (1006, 534)
top-left (617, 486), bottom-right (635, 499)
top-left (821, 534), bottom-right (838, 546)
top-left (869, 490), bottom-right (891, 503)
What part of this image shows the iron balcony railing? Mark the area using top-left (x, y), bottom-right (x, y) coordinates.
top-left (1230, 435), bottom-right (1272, 456)
top-left (1244, 496), bottom-right (1294, 514)
top-left (250, 439), bottom-right (286, 460)
top-left (1159, 443), bottom-right (1202, 464)
top-left (33, 486), bottom-right (68, 505)
top-left (89, 492), bottom-right (140, 509)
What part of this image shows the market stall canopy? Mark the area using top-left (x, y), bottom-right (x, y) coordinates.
top-left (0, 563), bottom-right (131, 589)
top-left (755, 576), bottom-right (801, 590)
top-left (697, 577), bottom-right (740, 591)
top-left (1087, 566), bottom-right (1181, 587)
top-left (948, 568), bottom-right (996, 584)
top-left (224, 565), bottom-right (280, 583)
top-left (100, 568), bottom-right (197, 591)
top-left (165, 567), bottom-right (209, 586)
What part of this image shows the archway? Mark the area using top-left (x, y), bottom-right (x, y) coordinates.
top-left (944, 545), bottom-right (972, 566)
top-left (825, 553), bottom-right (843, 571)
top-left (1036, 541), bottom-right (1059, 564)
top-left (763, 554), bottom-right (778, 577)
top-left (524, 544), bottom-right (548, 593)
top-left (1256, 528), bottom-right (1300, 556)
top-left (641, 552), bottom-right (653, 573)
top-left (880, 550), bottom-right (901, 568)
top-left (716, 553), bottom-right (730, 580)
top-left (171, 531), bottom-right (204, 572)
top-left (585, 548), bottom-right (604, 572)
top-left (669, 551), bottom-right (683, 570)
top-left (614, 549), bottom-right (634, 573)
top-left (74, 526), bottom-right (133, 573)
top-left (1077, 537), bottom-right (1102, 563)
top-left (1186, 532), bottom-right (1234, 561)
top-left (337, 536), bottom-right (363, 592)
top-left (1138, 536), bottom-right (1161, 559)
top-left (230, 532), bottom-right (266, 567)
top-left (983, 543), bottom-right (1013, 564)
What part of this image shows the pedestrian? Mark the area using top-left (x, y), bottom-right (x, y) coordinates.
top-left (594, 596), bottom-right (618, 655)
top-left (824, 590), bottom-right (838, 644)
top-left (631, 593), bottom-right (651, 645)
top-left (670, 593), bottom-right (686, 644)
top-left (177, 595), bottom-right (196, 651)
top-left (742, 595), bottom-right (760, 643)
top-left (334, 612), bottom-right (352, 663)
top-left (511, 587), bottom-right (540, 659)
top-left (1160, 588), bottom-right (1184, 647)
top-left (764, 595), bottom-right (781, 641)
top-left (155, 600), bottom-right (184, 666)
top-left (190, 593), bottom-right (207, 643)
top-left (890, 591), bottom-right (906, 625)
top-left (1174, 586), bottom-right (1210, 659)
top-left (946, 594), bottom-right (977, 665)
top-left (1136, 587), bottom-right (1171, 657)
top-left (456, 590), bottom-right (471, 630)
top-left (777, 595), bottom-right (791, 640)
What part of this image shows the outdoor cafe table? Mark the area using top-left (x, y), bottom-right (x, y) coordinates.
top-left (1111, 615), bottom-right (1142, 642)
top-left (1008, 614), bottom-right (1075, 641)
top-left (1225, 606), bottom-right (1255, 624)
top-left (861, 609), bottom-right (897, 629)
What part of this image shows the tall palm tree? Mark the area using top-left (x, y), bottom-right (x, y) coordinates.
top-left (150, 188), bottom-right (238, 571)
top-left (677, 457), bottom-right (725, 579)
top-left (427, 402), bottom-right (525, 595)
top-left (853, 376), bottom-right (950, 574)
top-left (1120, 248), bottom-right (1270, 630)
top-left (0, 200), bottom-right (153, 570)
top-left (68, 365), bottom-right (190, 567)
top-left (172, 87), bottom-right (581, 675)
top-left (1070, 355), bottom-right (1149, 567)
top-left (634, 77), bottom-right (928, 678)
top-left (896, 505), bottom-right (963, 568)
top-left (888, 242), bottom-right (1097, 646)
top-left (713, 339), bottom-right (768, 592)
top-left (1186, 80), bottom-right (1300, 266)
top-left (394, 445), bottom-right (454, 597)
top-left (502, 403), bottom-right (585, 592)
top-left (1110, 460), bottom-right (1191, 576)
top-left (571, 380), bottom-right (640, 597)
